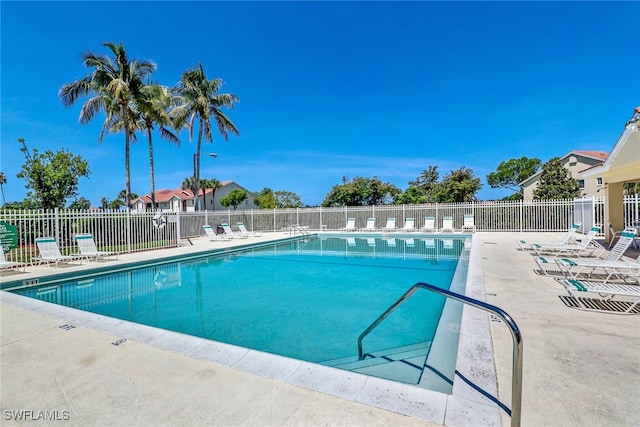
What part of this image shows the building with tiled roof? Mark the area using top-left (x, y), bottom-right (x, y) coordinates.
top-left (520, 150), bottom-right (610, 200)
top-left (132, 181), bottom-right (257, 212)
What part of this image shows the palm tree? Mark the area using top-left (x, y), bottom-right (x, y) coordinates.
top-left (207, 178), bottom-right (223, 210)
top-left (0, 172), bottom-right (6, 207)
top-left (171, 63), bottom-right (239, 211)
top-left (182, 177), bottom-right (197, 208)
top-left (101, 83), bottom-right (180, 211)
top-left (59, 41), bottom-right (156, 209)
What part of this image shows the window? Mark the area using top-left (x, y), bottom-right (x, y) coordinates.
top-left (569, 162), bottom-right (577, 166)
top-left (578, 179), bottom-right (585, 188)
top-left (596, 177), bottom-right (603, 186)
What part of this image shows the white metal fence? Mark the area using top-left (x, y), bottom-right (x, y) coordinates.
top-left (2, 196), bottom-right (638, 264)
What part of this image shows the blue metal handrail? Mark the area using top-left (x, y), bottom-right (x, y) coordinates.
top-left (357, 282), bottom-right (523, 427)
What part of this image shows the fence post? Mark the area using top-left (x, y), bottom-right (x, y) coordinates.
top-left (54, 207), bottom-right (60, 244)
top-left (176, 210), bottom-right (181, 247)
top-left (126, 208), bottom-right (132, 253)
top-left (519, 200), bottom-right (523, 233)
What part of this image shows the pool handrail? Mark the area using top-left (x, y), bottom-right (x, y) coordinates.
top-left (357, 282), bottom-right (523, 427)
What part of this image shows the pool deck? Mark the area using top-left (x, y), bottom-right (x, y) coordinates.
top-left (1, 232), bottom-right (639, 426)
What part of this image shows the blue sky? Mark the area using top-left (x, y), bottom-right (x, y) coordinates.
top-left (1, 1), bottom-right (638, 207)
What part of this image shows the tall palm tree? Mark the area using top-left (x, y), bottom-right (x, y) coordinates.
top-left (59, 41), bottom-right (156, 209)
top-left (102, 83), bottom-right (180, 211)
top-left (171, 63), bottom-right (239, 211)
top-left (0, 172), bottom-right (6, 207)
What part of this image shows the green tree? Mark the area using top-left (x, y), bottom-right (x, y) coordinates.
top-left (59, 41), bottom-right (156, 209)
top-left (533, 157), bottom-right (580, 200)
top-left (171, 63), bottom-right (239, 211)
top-left (204, 178), bottom-right (223, 210)
top-left (68, 197), bottom-right (91, 209)
top-left (16, 139), bottom-right (90, 209)
top-left (255, 188), bottom-right (303, 209)
top-left (322, 176), bottom-right (401, 207)
top-left (254, 187), bottom-right (276, 209)
top-left (433, 167), bottom-right (482, 203)
top-left (487, 156), bottom-right (542, 199)
top-left (220, 189), bottom-right (248, 210)
top-left (409, 166), bottom-right (440, 195)
top-left (395, 185), bottom-right (429, 205)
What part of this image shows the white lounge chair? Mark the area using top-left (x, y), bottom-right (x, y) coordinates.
top-left (384, 238), bottom-right (396, 248)
top-left (0, 244), bottom-right (24, 272)
top-left (607, 222), bottom-right (625, 249)
top-left (421, 217), bottom-right (436, 232)
top-left (440, 216), bottom-right (454, 233)
top-left (34, 237), bottom-right (81, 267)
top-left (237, 222), bottom-right (262, 237)
top-left (363, 218), bottom-right (376, 232)
top-left (461, 214), bottom-right (476, 233)
top-left (554, 228), bottom-right (639, 282)
top-left (203, 224), bottom-right (231, 241)
top-left (342, 218), bottom-right (358, 232)
top-left (531, 224), bottom-right (603, 257)
top-left (400, 218), bottom-right (416, 232)
top-left (516, 222), bottom-right (581, 251)
top-left (75, 233), bottom-right (118, 261)
top-left (221, 223), bottom-right (248, 239)
top-left (383, 217), bottom-right (396, 231)
top-left (556, 278), bottom-right (640, 315)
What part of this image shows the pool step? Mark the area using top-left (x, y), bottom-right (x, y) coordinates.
top-left (321, 341), bottom-right (431, 386)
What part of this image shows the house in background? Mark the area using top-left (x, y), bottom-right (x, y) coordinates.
top-left (582, 107), bottom-right (640, 243)
top-left (132, 181), bottom-right (258, 212)
top-left (520, 150), bottom-right (609, 200)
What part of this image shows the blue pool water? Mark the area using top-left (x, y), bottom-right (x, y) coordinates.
top-left (12, 234), bottom-right (469, 389)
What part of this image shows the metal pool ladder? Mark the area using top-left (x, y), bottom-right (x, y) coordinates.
top-left (357, 282), bottom-right (523, 427)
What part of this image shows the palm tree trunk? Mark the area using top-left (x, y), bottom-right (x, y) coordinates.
top-left (194, 118), bottom-right (204, 211)
top-left (123, 104), bottom-right (132, 210)
top-left (148, 128), bottom-right (156, 212)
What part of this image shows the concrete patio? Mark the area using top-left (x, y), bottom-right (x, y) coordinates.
top-left (1, 232), bottom-right (638, 426)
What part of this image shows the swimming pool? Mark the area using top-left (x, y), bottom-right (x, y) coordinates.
top-left (10, 234), bottom-right (469, 393)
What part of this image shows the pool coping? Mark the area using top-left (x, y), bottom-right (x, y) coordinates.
top-left (0, 233), bottom-right (501, 425)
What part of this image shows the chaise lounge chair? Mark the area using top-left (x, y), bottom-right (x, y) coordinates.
top-left (556, 278), bottom-right (640, 315)
top-left (75, 233), bottom-right (118, 261)
top-left (531, 224), bottom-right (603, 258)
top-left (0, 243), bottom-right (24, 272)
top-left (363, 218), bottom-right (376, 232)
top-left (203, 224), bottom-right (231, 241)
top-left (221, 223), bottom-right (248, 239)
top-left (440, 216), bottom-right (454, 233)
top-left (516, 222), bottom-right (581, 251)
top-left (421, 217), bottom-right (436, 233)
top-left (400, 218), bottom-right (416, 232)
top-left (34, 237), bottom-right (82, 267)
top-left (461, 214), bottom-right (476, 233)
top-left (342, 218), bottom-right (358, 232)
top-left (382, 217), bottom-right (396, 231)
top-left (553, 228), bottom-right (639, 282)
top-left (237, 222), bottom-right (262, 237)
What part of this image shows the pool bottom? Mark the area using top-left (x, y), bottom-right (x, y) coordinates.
top-left (0, 234), bottom-right (500, 425)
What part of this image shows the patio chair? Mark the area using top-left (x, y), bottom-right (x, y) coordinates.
top-left (221, 223), bottom-right (248, 239)
top-left (383, 217), bottom-right (396, 231)
top-left (384, 238), bottom-right (396, 248)
top-left (400, 218), bottom-right (416, 232)
top-left (0, 243), bottom-right (24, 272)
top-left (342, 218), bottom-right (358, 232)
top-left (530, 224), bottom-right (603, 258)
top-left (607, 222), bottom-right (625, 249)
top-left (237, 222), bottom-right (262, 237)
top-left (516, 222), bottom-right (581, 251)
top-left (363, 218), bottom-right (376, 232)
top-left (75, 233), bottom-right (118, 261)
top-left (421, 217), bottom-right (436, 232)
top-left (440, 216), bottom-right (454, 233)
top-left (556, 278), bottom-right (640, 315)
top-left (34, 237), bottom-right (81, 267)
top-left (203, 224), bottom-right (231, 241)
top-left (554, 228), bottom-right (639, 282)
top-left (461, 214), bottom-right (476, 233)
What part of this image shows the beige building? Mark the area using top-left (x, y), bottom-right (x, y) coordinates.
top-left (582, 107), bottom-right (640, 243)
top-left (520, 150), bottom-right (609, 200)
top-left (132, 181), bottom-right (257, 212)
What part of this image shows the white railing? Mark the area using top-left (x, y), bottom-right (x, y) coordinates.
top-left (2, 196), bottom-right (638, 264)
